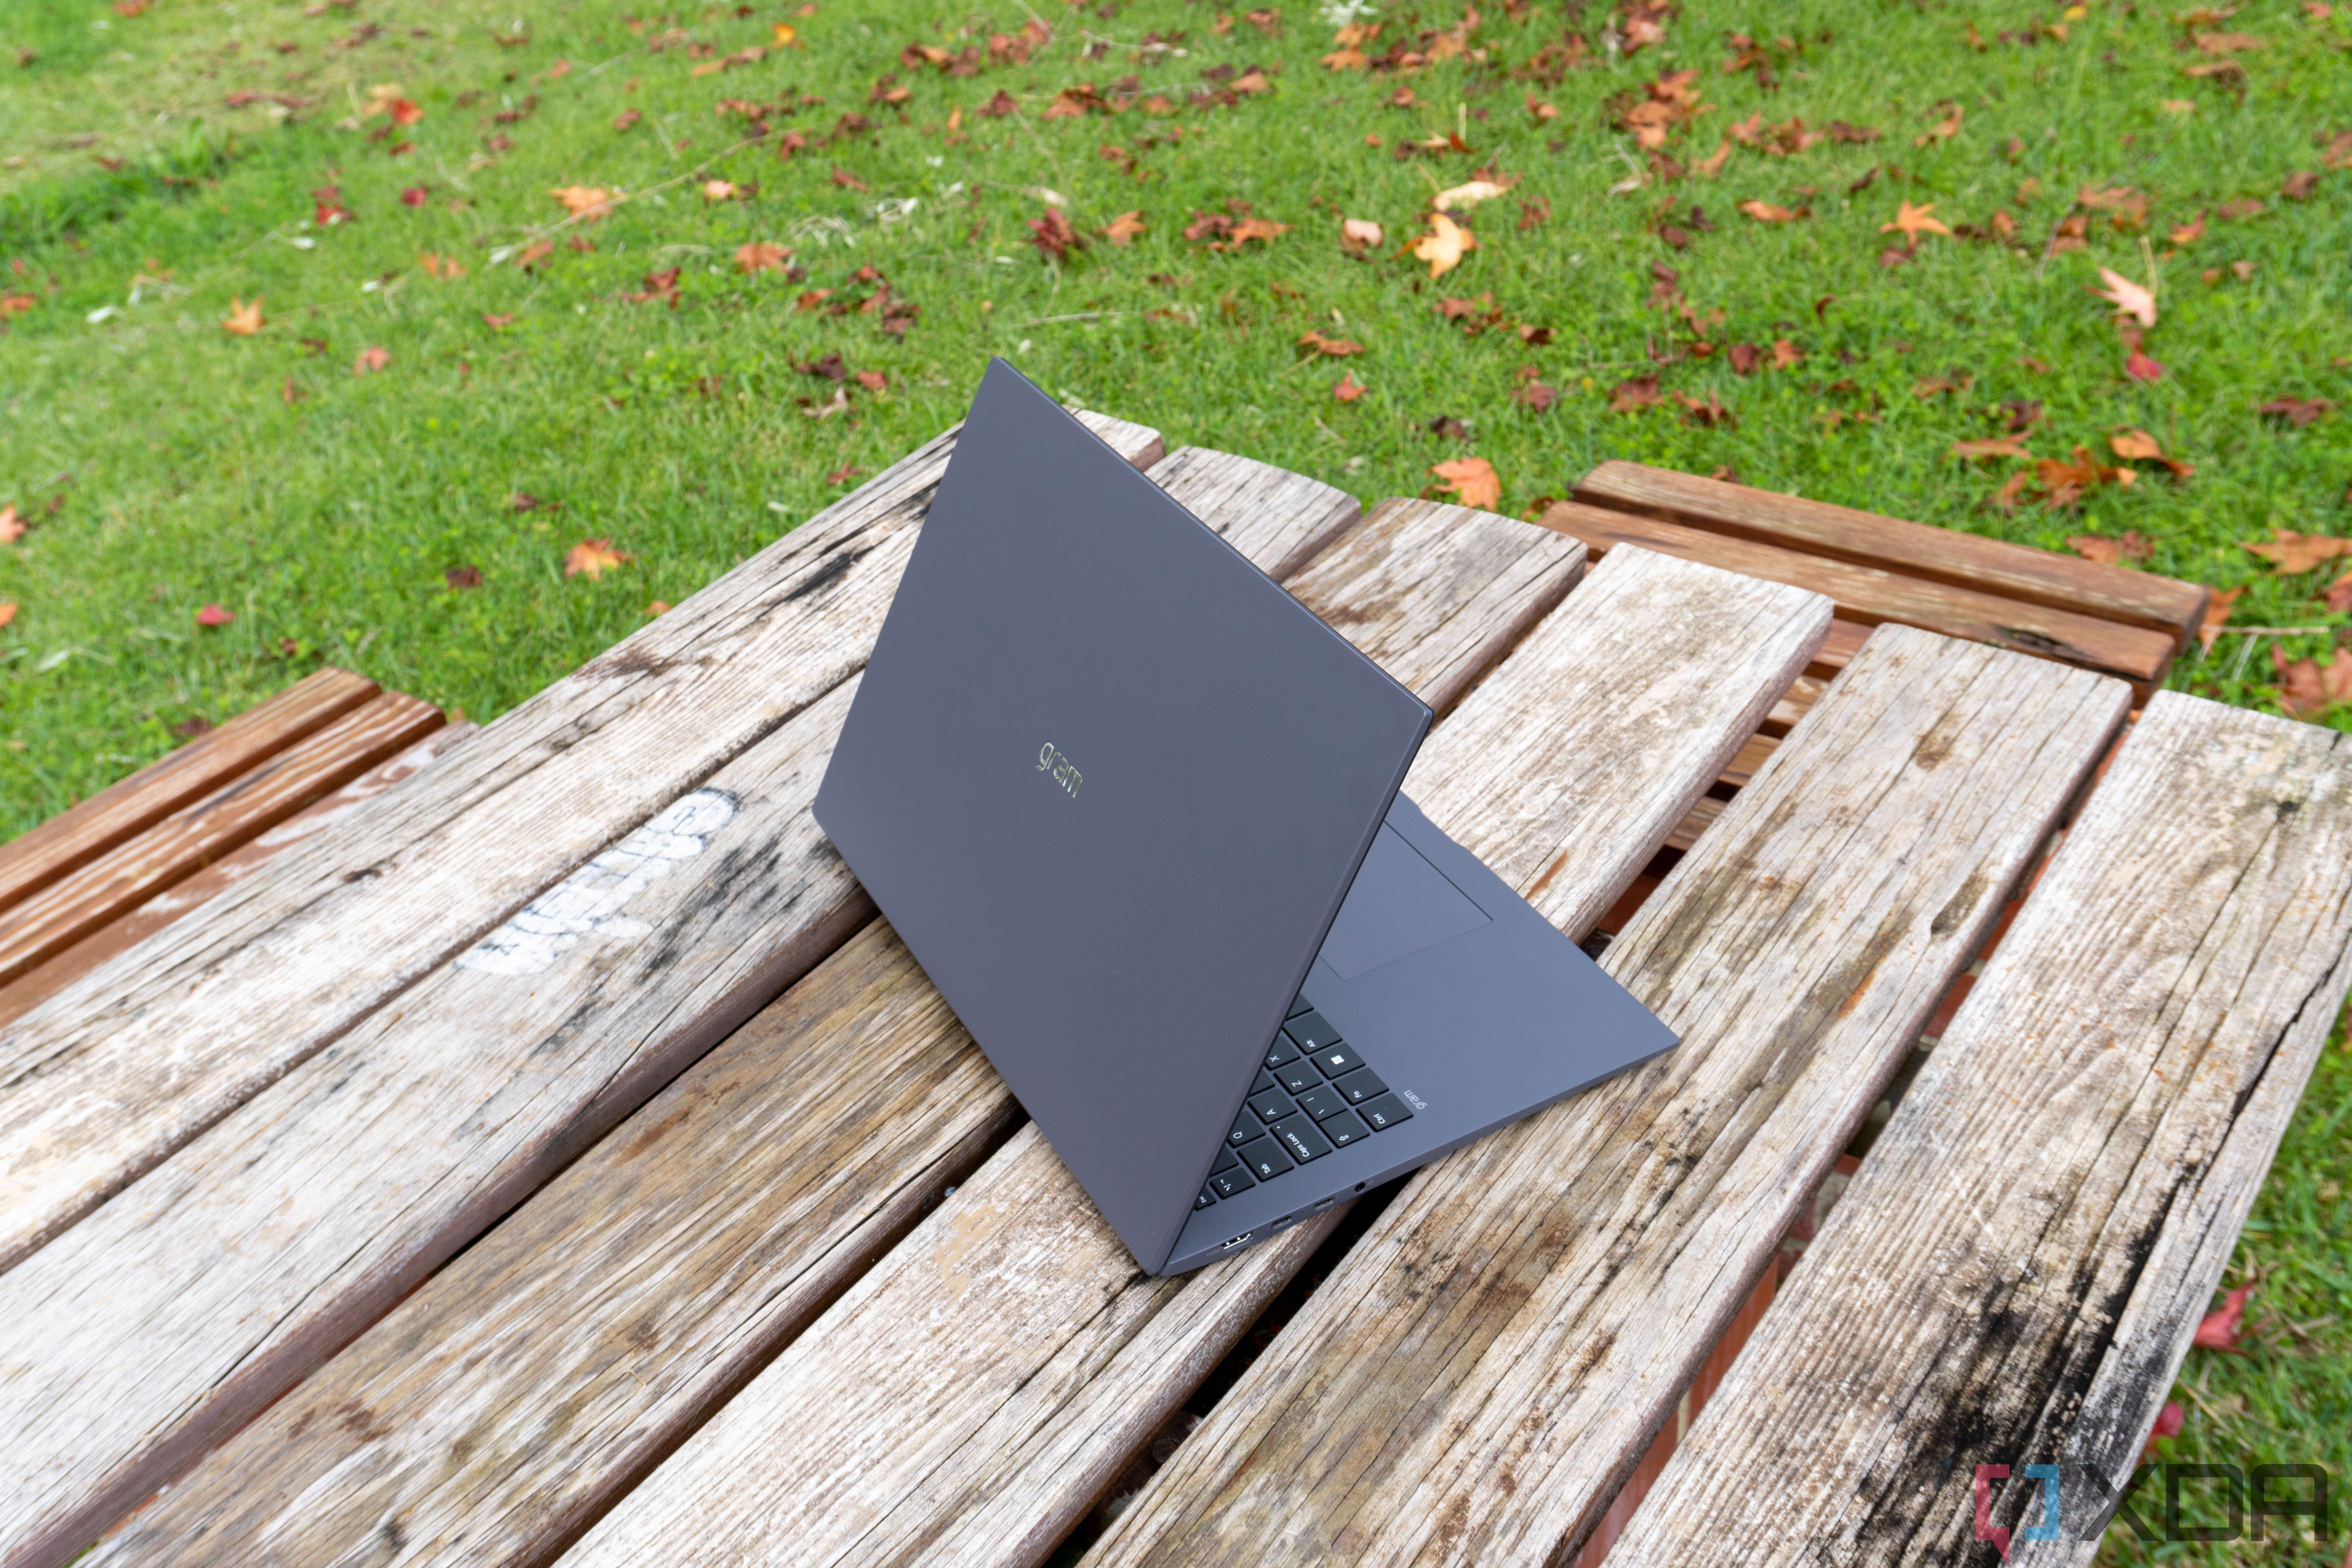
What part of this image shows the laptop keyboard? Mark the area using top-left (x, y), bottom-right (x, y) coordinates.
top-left (1194, 996), bottom-right (1414, 1212)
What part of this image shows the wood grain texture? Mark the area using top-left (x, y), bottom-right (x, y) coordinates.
top-left (1604, 695), bottom-right (2352, 1568)
top-left (0, 668), bottom-right (379, 912)
top-left (1084, 625), bottom-right (2131, 1568)
top-left (1572, 460), bottom-right (2207, 643)
top-left (553, 545), bottom-right (1835, 1568)
top-left (0, 722), bottom-right (476, 1034)
top-left (1284, 495), bottom-right (1584, 719)
top-left (1535, 499), bottom-right (2176, 688)
top-left (1145, 444), bottom-right (1358, 583)
top-left (66, 489), bottom-right (1556, 1568)
top-left (85, 919), bottom-right (1024, 1568)
top-left (0, 412), bottom-right (1159, 1276)
top-left (0, 692), bottom-right (444, 989)
top-left (0, 444), bottom-right (1322, 1568)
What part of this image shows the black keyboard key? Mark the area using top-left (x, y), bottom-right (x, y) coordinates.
top-left (1238, 1136), bottom-right (1293, 1182)
top-left (1196, 1184), bottom-right (1218, 1210)
top-left (1287, 995), bottom-right (1314, 1019)
top-left (1209, 1164), bottom-right (1257, 1199)
top-left (1283, 1011), bottom-right (1343, 1054)
top-left (1229, 1112), bottom-right (1257, 1149)
top-left (1357, 1092), bottom-right (1414, 1131)
top-left (1271, 1112), bottom-right (1334, 1164)
top-left (1328, 1066), bottom-right (1387, 1105)
top-left (1212, 1146), bottom-right (1240, 1175)
top-left (1309, 1042), bottom-right (1365, 1079)
top-left (1274, 1058), bottom-right (1320, 1095)
top-left (1263, 1032), bottom-right (1300, 1071)
top-left (1294, 1083), bottom-right (1351, 1122)
top-left (1321, 1109), bottom-right (1370, 1147)
top-left (1249, 1087), bottom-right (1296, 1125)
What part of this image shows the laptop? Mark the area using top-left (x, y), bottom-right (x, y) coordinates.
top-left (813, 359), bottom-right (1677, 1274)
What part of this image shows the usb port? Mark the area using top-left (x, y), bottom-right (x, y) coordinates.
top-left (1220, 1232), bottom-right (1254, 1250)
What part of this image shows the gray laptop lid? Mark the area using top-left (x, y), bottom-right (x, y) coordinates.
top-left (813, 360), bottom-right (1430, 1271)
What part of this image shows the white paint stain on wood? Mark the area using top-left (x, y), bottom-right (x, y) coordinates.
top-left (457, 790), bottom-right (737, 976)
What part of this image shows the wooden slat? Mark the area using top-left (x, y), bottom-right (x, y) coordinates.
top-left (1535, 499), bottom-right (2177, 690)
top-left (1605, 697), bottom-right (2352, 1568)
top-left (0, 667), bottom-right (378, 911)
top-left (1283, 496), bottom-right (1584, 719)
top-left (1083, 626), bottom-right (2130, 1568)
top-left (554, 545), bottom-right (1835, 1568)
top-left (0, 411), bottom-right (1160, 1276)
top-left (1147, 445), bottom-right (1360, 583)
top-left (0, 692), bottom-right (444, 989)
top-left (0, 448), bottom-right (1327, 1568)
top-left (0, 722), bottom-right (475, 1033)
top-left (1574, 460), bottom-right (2208, 645)
top-left (71, 490), bottom-right (1583, 1568)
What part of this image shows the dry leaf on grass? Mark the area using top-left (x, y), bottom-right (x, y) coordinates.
top-left (221, 297), bottom-right (265, 335)
top-left (2066, 532), bottom-right (2154, 565)
top-left (1608, 374), bottom-right (1663, 412)
top-left (1737, 199), bottom-right (1801, 222)
top-left (1340, 216), bottom-right (1383, 250)
top-left (2241, 530), bottom-right (2352, 573)
top-left (735, 242), bottom-right (791, 273)
top-left (1410, 212), bottom-right (1476, 278)
top-left (550, 185), bottom-right (619, 220)
top-left (1296, 328), bottom-right (1365, 357)
top-left (2109, 428), bottom-right (2196, 477)
top-left (194, 603), bottom-right (234, 626)
top-left (564, 539), bottom-right (630, 580)
top-left (0, 603), bottom-right (16, 630)
top-left (2092, 265), bottom-right (2157, 327)
top-left (352, 346), bottom-right (390, 375)
top-left (1332, 373), bottom-right (1366, 401)
top-left (1432, 178), bottom-right (1514, 212)
top-left (1103, 210), bottom-right (1147, 245)
top-left (2258, 396), bottom-right (2334, 427)
top-left (1880, 200), bottom-right (1951, 239)
top-left (1951, 435), bottom-right (2034, 461)
top-left (0, 505), bottom-right (24, 544)
top-left (2273, 646), bottom-right (2352, 717)
top-left (2197, 585), bottom-right (2244, 655)
top-left (1430, 456), bottom-right (1502, 510)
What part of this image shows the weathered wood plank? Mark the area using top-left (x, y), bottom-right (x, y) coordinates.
top-left (1145, 445), bottom-right (1358, 584)
top-left (1573, 460), bottom-right (2208, 644)
top-left (0, 447), bottom-right (1328, 1568)
top-left (1604, 695), bottom-right (2352, 1568)
top-left (0, 722), bottom-right (476, 1034)
top-left (1284, 496), bottom-right (1584, 719)
top-left (67, 488), bottom-right (1569, 1568)
top-left (1535, 499), bottom-right (2176, 689)
top-left (0, 412), bottom-right (1160, 1275)
top-left (0, 693), bottom-right (444, 989)
top-left (1084, 625), bottom-right (2130, 1568)
top-left (0, 668), bottom-right (380, 912)
top-left (553, 546), bottom-right (1834, 1568)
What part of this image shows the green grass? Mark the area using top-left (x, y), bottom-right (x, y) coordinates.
top-left (0, 0), bottom-right (2346, 1556)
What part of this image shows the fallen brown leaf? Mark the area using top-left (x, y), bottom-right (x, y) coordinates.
top-left (2242, 529), bottom-right (2352, 573)
top-left (221, 297), bottom-right (265, 336)
top-left (2273, 644), bottom-right (2352, 716)
top-left (2066, 532), bottom-right (2154, 566)
top-left (445, 565), bottom-right (483, 590)
top-left (1103, 209), bottom-right (1147, 245)
top-left (735, 241), bottom-right (791, 272)
top-left (1340, 216), bottom-right (1384, 251)
top-left (564, 538), bottom-right (630, 580)
top-left (0, 505), bottom-right (23, 544)
top-left (2092, 265), bottom-right (2158, 327)
top-left (1332, 372), bottom-right (1366, 402)
top-left (2197, 585), bottom-right (2244, 654)
top-left (1608, 375), bottom-right (1663, 412)
top-left (1296, 328), bottom-right (1365, 357)
top-left (550, 185), bottom-right (618, 220)
top-left (1737, 199), bottom-right (1800, 222)
top-left (2325, 569), bottom-right (2352, 615)
top-left (1430, 456), bottom-right (1503, 510)
top-left (1880, 199), bottom-right (1951, 239)
top-left (1951, 435), bottom-right (2034, 461)
top-left (2258, 396), bottom-right (2333, 427)
top-left (1410, 212), bottom-right (1477, 278)
top-left (352, 345), bottom-right (390, 375)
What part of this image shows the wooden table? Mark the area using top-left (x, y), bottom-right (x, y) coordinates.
top-left (2, 415), bottom-right (2345, 1568)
